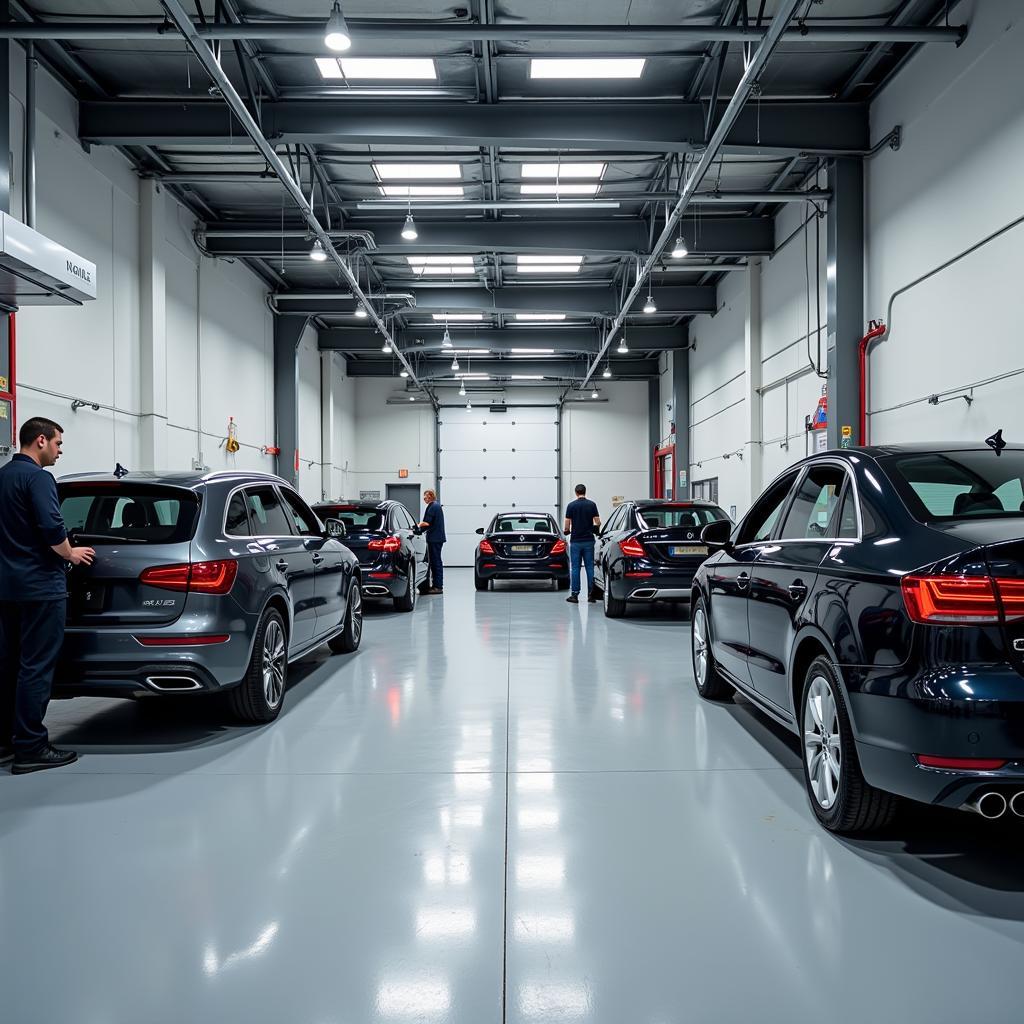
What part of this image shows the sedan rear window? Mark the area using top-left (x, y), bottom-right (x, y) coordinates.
top-left (494, 516), bottom-right (556, 533)
top-left (883, 451), bottom-right (1024, 521)
top-left (316, 506), bottom-right (385, 532)
top-left (59, 485), bottom-right (199, 544)
top-left (636, 505), bottom-right (727, 529)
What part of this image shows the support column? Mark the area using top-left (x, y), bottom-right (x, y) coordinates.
top-left (320, 349), bottom-right (334, 501)
top-left (0, 26), bottom-right (10, 215)
top-left (744, 257), bottom-right (763, 507)
top-left (273, 315), bottom-right (307, 487)
top-left (672, 337), bottom-right (690, 499)
top-left (826, 158), bottom-right (864, 449)
top-left (139, 179), bottom-right (168, 469)
top-left (648, 376), bottom-right (660, 498)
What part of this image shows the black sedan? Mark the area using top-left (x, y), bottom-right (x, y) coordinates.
top-left (691, 443), bottom-right (1024, 834)
top-left (594, 499), bottom-right (730, 617)
top-left (313, 500), bottom-right (428, 611)
top-left (474, 512), bottom-right (569, 590)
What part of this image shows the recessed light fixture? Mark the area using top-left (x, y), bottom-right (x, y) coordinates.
top-left (671, 235), bottom-right (689, 259)
top-left (520, 183), bottom-right (600, 196)
top-left (514, 313), bottom-right (566, 322)
top-left (309, 238), bottom-right (328, 262)
top-left (522, 163), bottom-right (605, 179)
top-left (324, 1), bottom-right (352, 53)
top-left (431, 312), bottom-right (482, 321)
top-left (643, 293), bottom-right (657, 314)
top-left (401, 213), bottom-right (418, 240)
top-left (340, 58), bottom-right (437, 80)
top-left (530, 58), bottom-right (646, 79)
top-left (382, 185), bottom-right (465, 199)
top-left (374, 163), bottom-right (462, 180)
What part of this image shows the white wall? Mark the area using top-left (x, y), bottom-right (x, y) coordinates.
top-left (7, 47), bottom-right (277, 480)
top-left (865, 0), bottom-right (1024, 443)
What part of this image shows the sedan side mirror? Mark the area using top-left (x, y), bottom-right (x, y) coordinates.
top-left (475, 527), bottom-right (485, 535)
top-left (701, 519), bottom-right (733, 551)
top-left (325, 517), bottom-right (347, 538)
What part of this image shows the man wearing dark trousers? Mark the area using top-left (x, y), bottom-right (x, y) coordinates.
top-left (563, 483), bottom-right (601, 604)
top-left (0, 418), bottom-right (94, 774)
top-left (418, 489), bottom-right (446, 595)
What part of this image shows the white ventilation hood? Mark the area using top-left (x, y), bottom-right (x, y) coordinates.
top-left (0, 212), bottom-right (97, 307)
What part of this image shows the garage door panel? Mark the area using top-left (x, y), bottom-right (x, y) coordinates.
top-left (438, 451), bottom-right (557, 477)
top-left (439, 425), bottom-right (557, 453)
top-left (442, 477), bottom-right (555, 507)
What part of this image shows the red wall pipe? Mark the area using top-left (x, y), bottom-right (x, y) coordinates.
top-left (858, 320), bottom-right (887, 445)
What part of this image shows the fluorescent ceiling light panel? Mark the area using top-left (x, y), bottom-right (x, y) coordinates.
top-left (514, 314), bottom-right (566, 321)
top-left (515, 264), bottom-right (582, 274)
top-left (410, 256), bottom-right (474, 265)
top-left (315, 57), bottom-right (345, 80)
top-left (374, 163), bottom-right (462, 180)
top-left (339, 58), bottom-right (437, 80)
top-left (530, 57), bottom-right (646, 79)
top-left (431, 313), bottom-right (483, 321)
top-left (408, 256), bottom-right (476, 276)
top-left (517, 255), bottom-right (582, 265)
top-left (522, 163), bottom-right (605, 179)
top-left (510, 375), bottom-right (546, 380)
top-left (520, 183), bottom-right (600, 196)
top-left (411, 266), bottom-right (477, 276)
top-left (510, 348), bottom-right (556, 354)
top-left (381, 185), bottom-right (465, 198)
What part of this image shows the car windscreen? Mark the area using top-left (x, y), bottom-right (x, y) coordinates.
top-left (881, 451), bottom-right (1024, 521)
top-left (636, 505), bottom-right (728, 529)
top-left (58, 484), bottom-right (200, 544)
top-left (317, 506), bottom-right (386, 532)
top-left (493, 515), bottom-right (555, 533)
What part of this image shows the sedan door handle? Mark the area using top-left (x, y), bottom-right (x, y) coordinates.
top-left (311, 553), bottom-right (324, 564)
top-left (736, 572), bottom-right (750, 591)
top-left (789, 580), bottom-right (808, 600)
top-left (276, 559), bottom-right (289, 571)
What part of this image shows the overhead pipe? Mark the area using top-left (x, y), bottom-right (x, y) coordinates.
top-left (197, 227), bottom-right (376, 249)
top-left (858, 320), bottom-right (886, 445)
top-left (157, 0), bottom-right (429, 400)
top-left (24, 42), bottom-right (36, 227)
top-left (0, 20), bottom-right (965, 44)
top-left (580, 0), bottom-right (804, 389)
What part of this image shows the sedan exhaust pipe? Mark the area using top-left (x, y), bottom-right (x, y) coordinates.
top-left (1010, 791), bottom-right (1024, 818)
top-left (967, 791), bottom-right (1008, 819)
top-left (145, 675), bottom-right (202, 692)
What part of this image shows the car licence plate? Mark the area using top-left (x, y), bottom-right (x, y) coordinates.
top-left (511, 545), bottom-right (533, 553)
top-left (671, 545), bottom-right (707, 557)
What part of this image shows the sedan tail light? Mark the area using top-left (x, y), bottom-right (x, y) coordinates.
top-left (140, 559), bottom-right (237, 595)
top-left (550, 539), bottom-right (566, 555)
top-left (368, 536), bottom-right (401, 553)
top-left (901, 574), bottom-right (1024, 625)
top-left (479, 539), bottom-right (495, 555)
top-left (619, 536), bottom-right (645, 558)
top-left (916, 754), bottom-right (1007, 771)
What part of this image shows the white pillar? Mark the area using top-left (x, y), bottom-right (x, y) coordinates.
top-left (744, 256), bottom-right (763, 508)
top-left (320, 349), bottom-right (334, 501)
top-left (139, 179), bottom-right (167, 468)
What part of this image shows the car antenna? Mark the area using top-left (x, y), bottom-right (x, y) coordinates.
top-left (985, 429), bottom-right (1007, 455)
top-left (113, 462), bottom-right (130, 478)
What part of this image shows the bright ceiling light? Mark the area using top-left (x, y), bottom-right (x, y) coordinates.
top-left (374, 163), bottom-right (462, 180)
top-left (517, 255), bottom-right (583, 264)
top-left (603, 365), bottom-right (612, 378)
top-left (382, 340), bottom-right (392, 353)
top-left (459, 381), bottom-right (466, 396)
top-left (324, 1), bottom-right (352, 52)
top-left (520, 183), bottom-right (600, 196)
top-left (413, 266), bottom-right (477, 276)
top-left (643, 293), bottom-right (657, 314)
top-left (441, 326), bottom-right (453, 348)
top-left (456, 373), bottom-right (489, 379)
top-left (448, 349), bottom-right (490, 354)
top-left (381, 185), bottom-right (464, 199)
top-left (510, 375), bottom-right (545, 380)
top-left (340, 58), bottom-right (437, 80)
top-left (617, 335), bottom-right (629, 354)
top-left (309, 238), bottom-right (328, 262)
top-left (530, 58), bottom-right (646, 79)
top-left (315, 57), bottom-right (345, 79)
top-left (466, 398), bottom-right (472, 410)
top-left (408, 394), bottom-right (415, 401)
top-left (671, 235), bottom-right (689, 259)
top-left (401, 213), bottom-right (418, 241)
top-left (431, 312), bottom-right (481, 321)
top-left (451, 356), bottom-right (460, 371)
top-left (399, 369), bottom-right (409, 378)
top-left (408, 256), bottom-right (475, 277)
top-left (509, 348), bottom-right (555, 354)
top-left (515, 264), bottom-right (582, 275)
top-left (355, 303), bottom-right (368, 318)
top-left (522, 162), bottom-right (605, 179)
top-left (514, 313), bottom-right (566, 322)
top-left (591, 389), bottom-right (599, 399)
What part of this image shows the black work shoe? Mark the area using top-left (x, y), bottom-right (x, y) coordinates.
top-left (587, 592), bottom-right (598, 603)
top-left (11, 746), bottom-right (78, 775)
top-left (427, 587), bottom-right (444, 595)
top-left (566, 595), bottom-right (579, 604)
top-left (0, 746), bottom-right (14, 766)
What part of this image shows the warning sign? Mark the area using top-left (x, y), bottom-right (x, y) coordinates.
top-left (840, 424), bottom-right (853, 449)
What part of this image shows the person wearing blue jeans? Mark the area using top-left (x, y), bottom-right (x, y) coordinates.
top-left (418, 489), bottom-right (446, 594)
top-left (563, 483), bottom-right (601, 604)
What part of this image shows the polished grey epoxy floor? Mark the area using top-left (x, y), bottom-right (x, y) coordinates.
top-left (2, 571), bottom-right (1024, 1023)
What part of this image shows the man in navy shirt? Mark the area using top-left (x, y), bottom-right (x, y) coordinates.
top-left (563, 483), bottom-right (602, 604)
top-left (0, 417), bottom-right (94, 774)
top-left (418, 489), bottom-right (446, 595)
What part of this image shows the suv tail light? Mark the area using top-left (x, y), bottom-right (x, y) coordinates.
top-left (368, 536), bottom-right (401, 553)
top-left (479, 539), bottom-right (495, 555)
top-left (901, 574), bottom-right (1024, 625)
top-left (619, 536), bottom-right (645, 558)
top-left (550, 539), bottom-right (566, 555)
top-left (140, 559), bottom-right (237, 595)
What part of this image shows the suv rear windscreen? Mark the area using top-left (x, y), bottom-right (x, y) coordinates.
top-left (636, 505), bottom-right (727, 529)
top-left (59, 484), bottom-right (200, 544)
top-left (882, 451), bottom-right (1024, 521)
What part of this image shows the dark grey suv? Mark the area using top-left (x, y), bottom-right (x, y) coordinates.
top-left (53, 471), bottom-right (363, 722)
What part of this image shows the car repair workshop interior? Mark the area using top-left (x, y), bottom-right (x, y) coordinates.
top-left (1, 1), bottom-right (1023, 1021)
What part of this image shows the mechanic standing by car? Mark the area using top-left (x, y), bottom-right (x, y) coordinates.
top-left (564, 483), bottom-right (601, 604)
top-left (0, 418), bottom-right (95, 774)
top-left (419, 488), bottom-right (446, 595)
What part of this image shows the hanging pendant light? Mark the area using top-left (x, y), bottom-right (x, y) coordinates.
top-left (459, 381), bottom-right (466, 397)
top-left (671, 235), bottom-right (688, 259)
top-left (401, 212), bottom-right (418, 241)
top-left (399, 369), bottom-right (409, 378)
top-left (451, 356), bottom-right (460, 371)
top-left (382, 340), bottom-right (392, 353)
top-left (466, 398), bottom-right (472, 410)
top-left (408, 394), bottom-right (415, 401)
top-left (603, 364), bottom-right (612, 378)
top-left (324, 1), bottom-right (352, 52)
top-left (591, 389), bottom-right (599, 399)
top-left (309, 238), bottom-right (328, 262)
top-left (441, 325), bottom-right (453, 349)
top-left (643, 293), bottom-right (656, 314)
top-left (617, 334), bottom-right (629, 355)
top-left (355, 302), bottom-right (368, 318)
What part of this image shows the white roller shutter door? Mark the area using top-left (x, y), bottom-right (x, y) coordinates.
top-left (438, 407), bottom-right (559, 565)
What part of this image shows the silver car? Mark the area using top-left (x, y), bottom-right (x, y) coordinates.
top-left (53, 470), bottom-right (362, 722)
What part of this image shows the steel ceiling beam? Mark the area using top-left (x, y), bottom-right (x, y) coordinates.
top-left (346, 358), bottom-right (658, 379)
top-left (0, 20), bottom-right (964, 44)
top-left (273, 285), bottom-right (715, 317)
top-left (79, 99), bottom-right (870, 154)
top-left (198, 217), bottom-right (773, 256)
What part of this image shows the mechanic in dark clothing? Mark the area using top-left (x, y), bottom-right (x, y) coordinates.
top-left (563, 483), bottom-right (602, 604)
top-left (418, 489), bottom-right (446, 595)
top-left (0, 418), bottom-right (94, 774)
